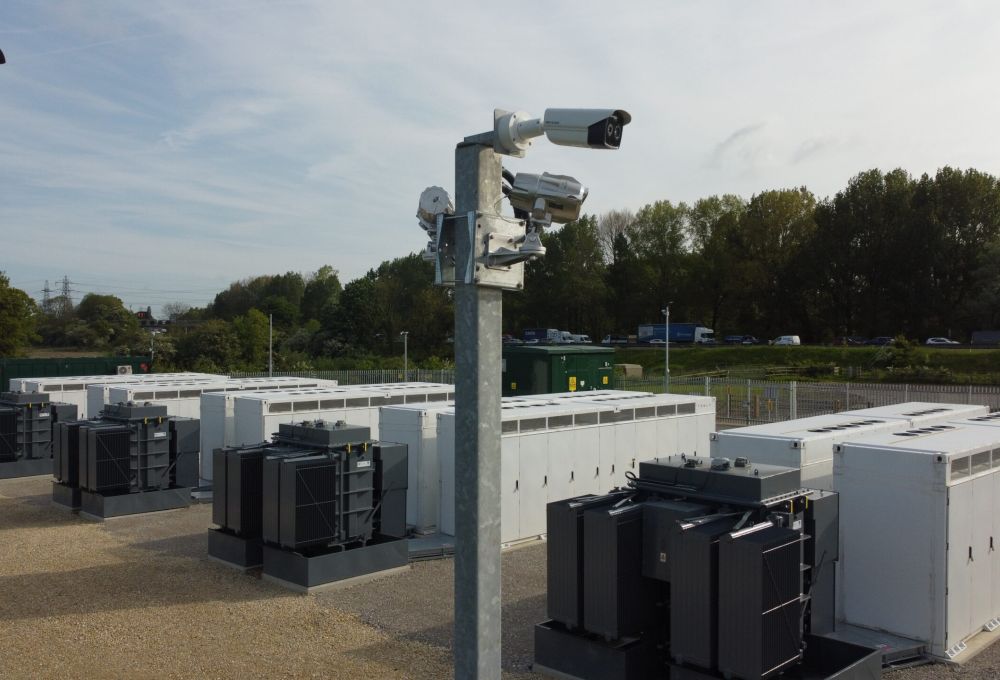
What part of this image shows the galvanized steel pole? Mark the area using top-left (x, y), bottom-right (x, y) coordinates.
top-left (453, 133), bottom-right (503, 679)
top-left (401, 331), bottom-right (409, 381)
top-left (662, 303), bottom-right (670, 393)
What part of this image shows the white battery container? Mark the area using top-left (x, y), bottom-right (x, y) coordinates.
top-left (195, 378), bottom-right (340, 484)
top-left (17, 372), bottom-right (224, 418)
top-left (834, 423), bottom-right (1000, 660)
top-left (436, 393), bottom-right (717, 545)
top-left (842, 401), bottom-right (989, 424)
top-left (710, 414), bottom-right (908, 490)
top-left (100, 376), bottom-right (333, 421)
top-left (379, 397), bottom-right (550, 534)
top-left (550, 392), bottom-right (716, 461)
top-left (232, 383), bottom-right (454, 451)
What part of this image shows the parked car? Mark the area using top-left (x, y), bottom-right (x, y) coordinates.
top-left (724, 334), bottom-right (745, 345)
top-left (833, 336), bottom-right (867, 346)
top-left (865, 336), bottom-right (894, 346)
top-left (741, 335), bottom-right (760, 345)
top-left (648, 338), bottom-right (667, 345)
top-left (771, 335), bottom-right (802, 346)
top-left (925, 337), bottom-right (960, 345)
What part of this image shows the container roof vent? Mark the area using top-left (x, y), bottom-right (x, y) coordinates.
top-left (901, 407), bottom-right (949, 416)
top-left (894, 424), bottom-right (955, 437)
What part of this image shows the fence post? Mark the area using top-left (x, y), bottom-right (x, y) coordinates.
top-left (905, 384), bottom-right (910, 401)
top-left (704, 376), bottom-right (711, 397)
top-left (789, 381), bottom-right (797, 420)
top-left (846, 383), bottom-right (851, 411)
top-left (746, 379), bottom-right (752, 426)
top-left (969, 384), bottom-right (973, 405)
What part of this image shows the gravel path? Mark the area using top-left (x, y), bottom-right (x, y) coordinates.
top-left (2, 475), bottom-right (998, 679)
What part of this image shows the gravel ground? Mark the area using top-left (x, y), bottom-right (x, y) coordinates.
top-left (0, 477), bottom-right (525, 680)
top-left (2, 475), bottom-right (998, 679)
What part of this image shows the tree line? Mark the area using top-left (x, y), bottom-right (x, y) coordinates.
top-left (2, 166), bottom-right (998, 369)
top-left (511, 166), bottom-right (1000, 343)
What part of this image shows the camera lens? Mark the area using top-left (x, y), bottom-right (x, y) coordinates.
top-left (606, 120), bottom-right (622, 144)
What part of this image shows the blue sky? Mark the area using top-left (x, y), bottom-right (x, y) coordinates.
top-left (1, 1), bottom-right (998, 315)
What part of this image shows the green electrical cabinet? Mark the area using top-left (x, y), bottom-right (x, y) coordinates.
top-left (502, 345), bottom-right (614, 396)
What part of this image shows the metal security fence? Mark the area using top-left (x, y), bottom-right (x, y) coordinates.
top-left (615, 376), bottom-right (1000, 427)
top-left (230, 370), bottom-right (1000, 428)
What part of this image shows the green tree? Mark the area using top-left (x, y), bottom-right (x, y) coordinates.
top-left (174, 320), bottom-right (241, 370)
top-left (330, 274), bottom-right (383, 351)
top-left (685, 195), bottom-right (746, 331)
top-left (301, 266), bottom-right (342, 323)
top-left (150, 332), bottom-right (177, 369)
top-left (232, 308), bottom-right (271, 369)
top-left (73, 293), bottom-right (144, 349)
top-left (0, 273), bottom-right (38, 355)
top-left (963, 240), bottom-right (1000, 331)
top-left (732, 188), bottom-right (817, 337)
top-left (511, 216), bottom-right (609, 338)
top-left (629, 201), bottom-right (690, 320)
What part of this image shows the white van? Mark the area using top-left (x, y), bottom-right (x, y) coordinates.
top-left (772, 335), bottom-right (801, 346)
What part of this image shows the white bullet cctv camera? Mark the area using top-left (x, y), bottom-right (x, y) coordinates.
top-left (506, 172), bottom-right (588, 225)
top-left (494, 108), bottom-right (632, 157)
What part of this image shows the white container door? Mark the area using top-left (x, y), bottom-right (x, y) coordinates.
top-left (572, 427), bottom-right (601, 495)
top-left (439, 425), bottom-right (456, 536)
top-left (224, 400), bottom-right (236, 448)
top-left (635, 419), bottom-right (657, 465)
top-left (517, 433), bottom-right (548, 540)
top-left (501, 437), bottom-right (520, 543)
top-left (614, 422), bottom-right (637, 486)
top-left (367, 407), bottom-right (381, 439)
top-left (547, 431), bottom-right (575, 505)
top-left (947, 480), bottom-right (975, 648)
top-left (972, 471), bottom-right (994, 631)
top-left (676, 415), bottom-right (698, 457)
top-left (655, 417), bottom-right (678, 457)
top-left (416, 420), bottom-right (440, 532)
top-left (696, 413), bottom-right (714, 457)
top-left (598, 426), bottom-right (617, 492)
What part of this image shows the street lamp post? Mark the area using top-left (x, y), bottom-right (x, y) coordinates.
top-left (400, 331), bottom-right (409, 381)
top-left (662, 303), bottom-right (671, 392)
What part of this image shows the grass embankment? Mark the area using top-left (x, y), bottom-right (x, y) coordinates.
top-left (615, 345), bottom-right (1000, 384)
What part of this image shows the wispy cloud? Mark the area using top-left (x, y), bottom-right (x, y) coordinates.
top-left (707, 123), bottom-right (768, 170)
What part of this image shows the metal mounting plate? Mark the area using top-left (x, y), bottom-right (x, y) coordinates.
top-left (474, 213), bottom-right (525, 290)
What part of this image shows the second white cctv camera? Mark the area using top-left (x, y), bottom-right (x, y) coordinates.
top-left (506, 172), bottom-right (588, 225)
top-left (494, 108), bottom-right (631, 157)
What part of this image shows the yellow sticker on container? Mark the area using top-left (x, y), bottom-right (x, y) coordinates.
top-left (511, 382), bottom-right (517, 390)
top-left (602, 375), bottom-right (609, 385)
top-left (568, 376), bottom-right (577, 392)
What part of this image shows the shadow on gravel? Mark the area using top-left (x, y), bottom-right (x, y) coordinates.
top-left (0, 494), bottom-right (81, 532)
top-left (0, 550), bottom-right (295, 622)
top-left (115, 531), bottom-right (209, 560)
